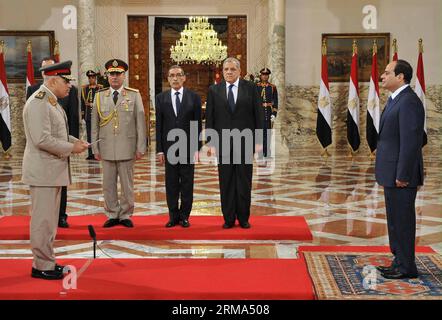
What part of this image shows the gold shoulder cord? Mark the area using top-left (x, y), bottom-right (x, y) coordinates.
top-left (96, 92), bottom-right (116, 127)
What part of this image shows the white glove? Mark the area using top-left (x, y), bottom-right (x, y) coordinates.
top-left (270, 115), bottom-right (276, 122)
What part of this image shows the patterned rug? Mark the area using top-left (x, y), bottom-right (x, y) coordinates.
top-left (303, 251), bottom-right (442, 300)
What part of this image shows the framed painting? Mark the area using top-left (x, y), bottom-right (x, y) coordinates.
top-left (0, 30), bottom-right (55, 83)
top-left (321, 33), bottom-right (390, 82)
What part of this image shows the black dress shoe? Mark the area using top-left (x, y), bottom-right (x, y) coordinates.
top-left (103, 218), bottom-right (120, 228)
top-left (119, 219), bottom-right (134, 228)
top-left (180, 219), bottom-right (190, 228)
top-left (58, 217), bottom-right (69, 228)
top-left (376, 265), bottom-right (395, 273)
top-left (54, 264), bottom-right (65, 273)
top-left (239, 222), bottom-right (251, 229)
top-left (222, 223), bottom-right (234, 229)
top-left (381, 269), bottom-right (418, 279)
top-left (165, 220), bottom-right (177, 228)
top-left (31, 268), bottom-right (63, 280)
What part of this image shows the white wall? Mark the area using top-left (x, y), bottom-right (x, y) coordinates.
top-left (286, 0), bottom-right (442, 85)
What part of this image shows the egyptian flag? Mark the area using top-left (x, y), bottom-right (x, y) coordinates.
top-left (392, 38), bottom-right (398, 61)
top-left (54, 40), bottom-right (60, 63)
top-left (347, 41), bottom-right (360, 152)
top-left (26, 41), bottom-right (35, 92)
top-left (415, 39), bottom-right (428, 146)
top-left (366, 40), bottom-right (380, 153)
top-left (316, 39), bottom-right (332, 149)
top-left (0, 42), bottom-right (11, 152)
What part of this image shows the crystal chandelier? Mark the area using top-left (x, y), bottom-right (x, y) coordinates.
top-left (170, 16), bottom-right (228, 65)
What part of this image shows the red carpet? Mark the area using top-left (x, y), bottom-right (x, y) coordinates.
top-left (0, 215), bottom-right (312, 241)
top-left (298, 245), bottom-right (435, 254)
top-left (0, 258), bottom-right (315, 300)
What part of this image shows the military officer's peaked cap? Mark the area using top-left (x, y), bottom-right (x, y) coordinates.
top-left (86, 70), bottom-right (97, 77)
top-left (105, 59), bottom-right (128, 73)
top-left (260, 67), bottom-right (271, 75)
top-left (39, 60), bottom-right (75, 80)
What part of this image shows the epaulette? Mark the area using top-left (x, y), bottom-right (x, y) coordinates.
top-left (35, 91), bottom-right (46, 99)
top-left (124, 86), bottom-right (139, 92)
top-left (98, 87), bottom-right (109, 92)
top-left (270, 83), bottom-right (276, 88)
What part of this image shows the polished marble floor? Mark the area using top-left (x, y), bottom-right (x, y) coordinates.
top-left (0, 135), bottom-right (441, 260)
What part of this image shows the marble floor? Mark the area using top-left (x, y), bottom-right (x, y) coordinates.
top-left (0, 139), bottom-right (441, 260)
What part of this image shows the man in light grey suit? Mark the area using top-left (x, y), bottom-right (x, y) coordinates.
top-left (91, 59), bottom-right (147, 228)
top-left (22, 61), bottom-right (88, 280)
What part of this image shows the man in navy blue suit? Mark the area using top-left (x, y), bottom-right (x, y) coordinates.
top-left (155, 65), bottom-right (202, 228)
top-left (375, 59), bottom-right (425, 279)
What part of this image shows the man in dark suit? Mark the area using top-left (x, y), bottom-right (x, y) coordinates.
top-left (205, 57), bottom-right (263, 229)
top-left (375, 59), bottom-right (425, 279)
top-left (155, 65), bottom-right (202, 228)
top-left (26, 57), bottom-right (80, 228)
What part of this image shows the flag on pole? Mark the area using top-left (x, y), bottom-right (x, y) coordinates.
top-left (0, 40), bottom-right (12, 152)
top-left (26, 41), bottom-right (35, 93)
top-left (54, 40), bottom-right (60, 63)
top-left (415, 38), bottom-right (427, 146)
top-left (316, 39), bottom-right (332, 149)
top-left (347, 40), bottom-right (360, 153)
top-left (366, 40), bottom-right (380, 153)
top-left (392, 38), bottom-right (398, 61)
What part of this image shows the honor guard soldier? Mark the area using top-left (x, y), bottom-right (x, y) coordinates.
top-left (256, 67), bottom-right (278, 164)
top-left (22, 60), bottom-right (89, 279)
top-left (81, 70), bottom-right (103, 160)
top-left (91, 59), bottom-right (146, 228)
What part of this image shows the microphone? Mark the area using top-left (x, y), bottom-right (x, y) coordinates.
top-left (87, 225), bottom-right (97, 259)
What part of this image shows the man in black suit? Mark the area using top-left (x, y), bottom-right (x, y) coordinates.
top-left (155, 65), bottom-right (202, 228)
top-left (26, 57), bottom-right (80, 228)
top-left (205, 57), bottom-right (263, 229)
top-left (375, 59), bottom-right (425, 279)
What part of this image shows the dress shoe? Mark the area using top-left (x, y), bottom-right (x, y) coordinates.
top-left (375, 264), bottom-right (395, 273)
top-left (86, 155), bottom-right (95, 160)
top-left (103, 218), bottom-right (120, 228)
top-left (54, 264), bottom-right (68, 273)
top-left (58, 217), bottom-right (69, 228)
top-left (180, 219), bottom-right (190, 228)
top-left (165, 220), bottom-right (177, 228)
top-left (119, 219), bottom-right (134, 228)
top-left (223, 223), bottom-right (234, 229)
top-left (381, 269), bottom-right (418, 280)
top-left (239, 222), bottom-right (251, 229)
top-left (31, 268), bottom-right (63, 280)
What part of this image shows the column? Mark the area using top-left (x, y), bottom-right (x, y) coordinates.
top-left (77, 0), bottom-right (96, 86)
top-left (268, 0), bottom-right (286, 112)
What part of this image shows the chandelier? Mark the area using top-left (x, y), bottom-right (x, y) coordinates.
top-left (170, 16), bottom-right (228, 65)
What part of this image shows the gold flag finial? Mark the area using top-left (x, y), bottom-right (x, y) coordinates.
top-left (372, 39), bottom-right (377, 56)
top-left (321, 38), bottom-right (327, 55)
top-left (54, 40), bottom-right (60, 55)
top-left (392, 38), bottom-right (398, 53)
top-left (27, 40), bottom-right (32, 52)
top-left (0, 40), bottom-right (4, 54)
top-left (352, 40), bottom-right (358, 55)
top-left (418, 38), bottom-right (424, 53)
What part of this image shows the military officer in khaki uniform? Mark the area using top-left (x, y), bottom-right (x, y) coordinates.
top-left (91, 59), bottom-right (146, 228)
top-left (22, 61), bottom-right (89, 280)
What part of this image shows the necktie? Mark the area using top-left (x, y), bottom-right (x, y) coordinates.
top-left (113, 91), bottom-right (119, 105)
top-left (228, 84), bottom-right (235, 112)
top-left (175, 91), bottom-right (181, 115)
